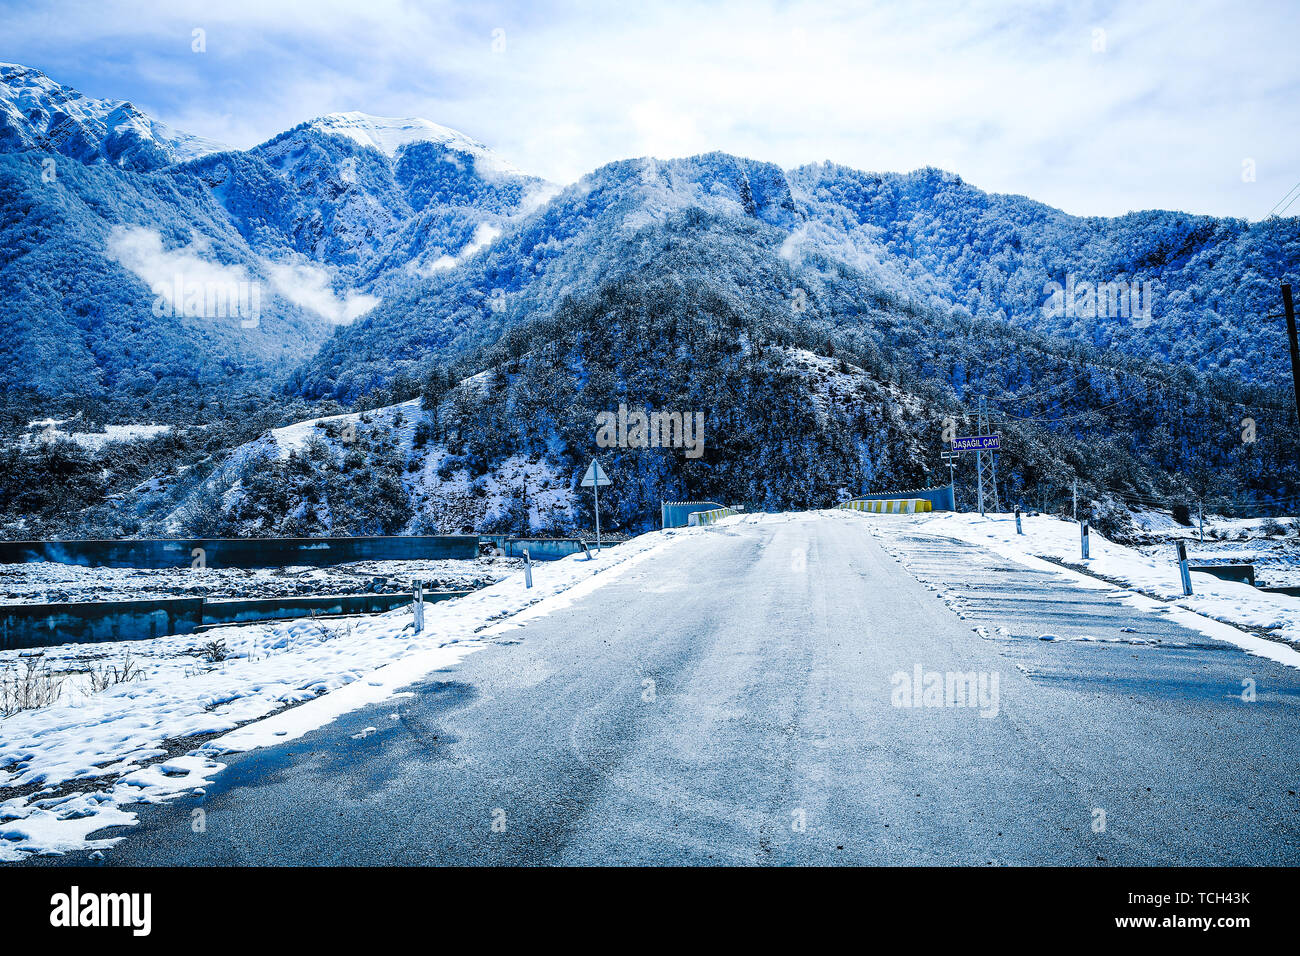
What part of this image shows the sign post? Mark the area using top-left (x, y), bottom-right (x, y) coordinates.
top-left (581, 459), bottom-right (611, 553)
top-left (941, 450), bottom-right (957, 508)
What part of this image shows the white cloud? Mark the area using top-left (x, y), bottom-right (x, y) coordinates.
top-left (107, 226), bottom-right (258, 322)
top-left (108, 226), bottom-right (378, 325)
top-left (264, 257), bottom-right (380, 324)
top-left (107, 226), bottom-right (246, 296)
top-left (421, 221), bottom-right (503, 275)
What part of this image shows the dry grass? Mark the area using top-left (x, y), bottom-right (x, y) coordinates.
top-left (85, 650), bottom-right (144, 693)
top-left (0, 655), bottom-right (65, 718)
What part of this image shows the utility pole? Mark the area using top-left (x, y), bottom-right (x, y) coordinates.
top-left (1198, 501), bottom-right (1204, 543)
top-left (1072, 479), bottom-right (1078, 521)
top-left (1283, 284), bottom-right (1300, 432)
top-left (1264, 283), bottom-right (1300, 470)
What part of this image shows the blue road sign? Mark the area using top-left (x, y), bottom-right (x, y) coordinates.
top-left (951, 435), bottom-right (1000, 452)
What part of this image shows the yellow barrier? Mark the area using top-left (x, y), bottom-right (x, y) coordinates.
top-left (687, 507), bottom-right (738, 526)
top-left (836, 498), bottom-right (932, 514)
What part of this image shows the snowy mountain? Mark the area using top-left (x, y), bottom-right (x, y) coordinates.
top-left (3, 62), bottom-right (1300, 537)
top-left (195, 110), bottom-right (553, 280)
top-left (0, 65), bottom-right (552, 403)
top-left (0, 63), bottom-right (226, 170)
top-left (298, 152), bottom-right (1300, 399)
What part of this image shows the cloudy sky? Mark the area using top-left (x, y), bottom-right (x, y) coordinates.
top-left (2, 0), bottom-right (1296, 219)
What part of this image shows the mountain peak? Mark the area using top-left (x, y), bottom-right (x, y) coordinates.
top-left (0, 61), bottom-right (227, 170)
top-left (307, 111), bottom-right (528, 180)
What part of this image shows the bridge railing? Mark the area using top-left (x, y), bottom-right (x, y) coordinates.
top-left (686, 507), bottom-right (739, 526)
top-left (661, 500), bottom-right (727, 528)
top-left (837, 498), bottom-right (933, 514)
top-left (848, 483), bottom-right (954, 512)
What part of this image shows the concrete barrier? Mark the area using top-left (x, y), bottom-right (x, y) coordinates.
top-left (0, 590), bottom-right (473, 650)
top-left (850, 484), bottom-right (954, 512)
top-left (0, 535), bottom-right (479, 569)
top-left (1189, 564), bottom-right (1255, 587)
top-left (1259, 585), bottom-right (1300, 597)
top-left (837, 498), bottom-right (933, 514)
top-left (2, 598), bottom-right (205, 650)
top-left (687, 507), bottom-right (738, 526)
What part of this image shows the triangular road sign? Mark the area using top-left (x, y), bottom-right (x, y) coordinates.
top-left (582, 459), bottom-right (611, 487)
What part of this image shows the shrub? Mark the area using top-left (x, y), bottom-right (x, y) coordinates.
top-left (200, 639), bottom-right (229, 663)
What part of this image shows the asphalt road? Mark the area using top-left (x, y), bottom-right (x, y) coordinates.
top-left (42, 513), bottom-right (1300, 865)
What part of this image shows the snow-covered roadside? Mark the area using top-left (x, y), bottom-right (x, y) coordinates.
top-left (0, 529), bottom-right (685, 862)
top-left (845, 510), bottom-right (1300, 669)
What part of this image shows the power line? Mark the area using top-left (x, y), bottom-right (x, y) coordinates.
top-left (1267, 180), bottom-right (1300, 218)
top-left (982, 366), bottom-right (1095, 407)
top-left (989, 382), bottom-right (1154, 424)
top-left (968, 354), bottom-right (1290, 417)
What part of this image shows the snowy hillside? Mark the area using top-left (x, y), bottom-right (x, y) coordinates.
top-left (4, 59), bottom-right (1297, 409)
top-left (136, 397), bottom-right (579, 537)
top-left (115, 329), bottom-right (939, 538)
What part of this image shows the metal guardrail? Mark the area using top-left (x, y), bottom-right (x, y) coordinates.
top-left (837, 498), bottom-right (933, 514)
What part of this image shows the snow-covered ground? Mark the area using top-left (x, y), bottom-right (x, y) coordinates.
top-left (0, 530), bottom-right (673, 862)
top-left (1120, 511), bottom-right (1300, 587)
top-left (1132, 537), bottom-right (1300, 588)
top-left (0, 556), bottom-right (517, 605)
top-left (854, 509), bottom-right (1300, 664)
top-left (19, 421), bottom-right (172, 451)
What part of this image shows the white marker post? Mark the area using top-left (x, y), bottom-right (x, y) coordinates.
top-left (413, 579), bottom-right (425, 633)
top-left (581, 459), bottom-right (611, 553)
top-left (1176, 540), bottom-right (1193, 596)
